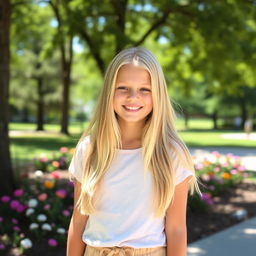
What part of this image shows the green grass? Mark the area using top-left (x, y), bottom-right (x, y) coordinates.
top-left (9, 119), bottom-right (255, 165)
top-left (179, 130), bottom-right (256, 147)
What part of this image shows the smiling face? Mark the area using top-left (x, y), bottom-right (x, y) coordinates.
top-left (113, 64), bottom-right (153, 126)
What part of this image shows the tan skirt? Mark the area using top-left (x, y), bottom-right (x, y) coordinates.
top-left (84, 245), bottom-right (166, 256)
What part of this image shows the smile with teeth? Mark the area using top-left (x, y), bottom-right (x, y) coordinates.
top-left (123, 105), bottom-right (143, 111)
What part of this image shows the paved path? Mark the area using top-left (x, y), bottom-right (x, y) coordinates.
top-left (187, 216), bottom-right (256, 256)
top-left (189, 147), bottom-right (256, 171)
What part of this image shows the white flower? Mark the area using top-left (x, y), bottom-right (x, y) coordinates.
top-left (26, 208), bottom-right (35, 216)
top-left (20, 238), bottom-right (33, 249)
top-left (57, 228), bottom-right (66, 234)
top-left (37, 214), bottom-right (47, 222)
top-left (42, 223), bottom-right (52, 231)
top-left (28, 199), bottom-right (38, 208)
top-left (29, 223), bottom-right (39, 230)
top-left (34, 170), bottom-right (43, 178)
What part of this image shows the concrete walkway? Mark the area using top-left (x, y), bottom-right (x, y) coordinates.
top-left (187, 216), bottom-right (256, 256)
top-left (190, 147), bottom-right (256, 171)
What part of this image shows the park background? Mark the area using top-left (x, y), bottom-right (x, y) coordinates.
top-left (0, 0), bottom-right (256, 255)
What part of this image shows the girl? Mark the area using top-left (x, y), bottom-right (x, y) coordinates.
top-left (67, 47), bottom-right (202, 256)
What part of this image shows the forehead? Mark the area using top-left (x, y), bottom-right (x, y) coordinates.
top-left (115, 64), bottom-right (151, 84)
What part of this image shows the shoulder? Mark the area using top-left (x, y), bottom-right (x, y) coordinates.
top-left (76, 135), bottom-right (90, 153)
top-left (168, 143), bottom-right (194, 185)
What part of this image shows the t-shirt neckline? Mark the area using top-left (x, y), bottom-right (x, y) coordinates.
top-left (116, 147), bottom-right (142, 153)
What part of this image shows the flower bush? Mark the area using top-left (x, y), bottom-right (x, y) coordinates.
top-left (33, 147), bottom-right (75, 172)
top-left (0, 173), bottom-right (74, 254)
top-left (0, 150), bottom-right (250, 254)
top-left (187, 151), bottom-right (249, 213)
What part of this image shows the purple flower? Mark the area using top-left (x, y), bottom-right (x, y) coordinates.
top-left (0, 244), bottom-right (6, 250)
top-left (16, 204), bottom-right (26, 213)
top-left (201, 193), bottom-right (214, 205)
top-left (13, 189), bottom-right (24, 197)
top-left (48, 239), bottom-right (58, 247)
top-left (1, 195), bottom-right (11, 203)
top-left (12, 218), bottom-right (19, 224)
top-left (62, 210), bottom-right (71, 217)
top-left (68, 181), bottom-right (74, 187)
top-left (0, 217), bottom-right (3, 222)
top-left (10, 200), bottom-right (20, 209)
top-left (56, 189), bottom-right (67, 198)
top-left (13, 226), bottom-right (21, 232)
top-left (44, 204), bottom-right (51, 210)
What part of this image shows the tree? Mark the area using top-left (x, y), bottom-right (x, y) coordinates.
top-left (0, 0), bottom-right (15, 195)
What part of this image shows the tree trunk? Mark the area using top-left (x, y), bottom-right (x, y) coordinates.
top-left (0, 0), bottom-right (15, 195)
top-left (184, 111), bottom-right (189, 129)
top-left (240, 98), bottom-right (247, 128)
top-left (60, 37), bottom-right (73, 135)
top-left (21, 107), bottom-right (29, 122)
top-left (212, 110), bottom-right (218, 129)
top-left (36, 77), bottom-right (44, 131)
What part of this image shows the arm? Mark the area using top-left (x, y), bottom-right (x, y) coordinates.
top-left (165, 176), bottom-right (192, 256)
top-left (67, 179), bottom-right (89, 256)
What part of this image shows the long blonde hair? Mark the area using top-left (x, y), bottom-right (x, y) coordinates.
top-left (75, 47), bottom-right (202, 218)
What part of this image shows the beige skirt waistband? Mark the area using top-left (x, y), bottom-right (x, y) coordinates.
top-left (84, 245), bottom-right (166, 256)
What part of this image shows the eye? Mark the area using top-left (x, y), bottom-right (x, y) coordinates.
top-left (116, 86), bottom-right (127, 90)
top-left (141, 88), bottom-right (151, 92)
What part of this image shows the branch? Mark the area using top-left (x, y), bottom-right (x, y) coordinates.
top-left (134, 5), bottom-right (194, 46)
top-left (79, 29), bottom-right (105, 75)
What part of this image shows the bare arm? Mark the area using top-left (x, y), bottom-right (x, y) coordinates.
top-left (67, 179), bottom-right (89, 256)
top-left (165, 176), bottom-right (192, 256)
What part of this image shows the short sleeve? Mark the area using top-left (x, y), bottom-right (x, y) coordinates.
top-left (68, 136), bottom-right (90, 183)
top-left (175, 168), bottom-right (193, 185)
top-left (171, 149), bottom-right (194, 185)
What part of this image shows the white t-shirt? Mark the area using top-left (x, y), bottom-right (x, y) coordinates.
top-left (68, 136), bottom-right (193, 248)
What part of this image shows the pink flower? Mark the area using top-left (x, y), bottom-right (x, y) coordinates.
top-left (230, 169), bottom-right (237, 175)
top-left (10, 200), bottom-right (20, 209)
top-left (44, 204), bottom-right (51, 210)
top-left (38, 193), bottom-right (48, 201)
top-left (62, 210), bottom-right (71, 216)
top-left (238, 166), bottom-right (246, 172)
top-left (211, 151), bottom-right (221, 158)
top-left (226, 153), bottom-right (233, 158)
top-left (13, 189), bottom-right (24, 197)
top-left (60, 147), bottom-right (68, 153)
top-left (48, 239), bottom-right (58, 247)
top-left (213, 167), bottom-right (220, 172)
top-left (221, 162), bottom-right (229, 168)
top-left (0, 217), bottom-right (3, 222)
top-left (40, 156), bottom-right (48, 163)
top-left (56, 189), bottom-right (67, 199)
top-left (1, 195), bottom-right (11, 203)
top-left (51, 171), bottom-right (61, 179)
top-left (195, 163), bottom-right (204, 170)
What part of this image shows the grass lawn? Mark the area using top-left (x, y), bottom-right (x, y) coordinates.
top-left (9, 119), bottom-right (255, 165)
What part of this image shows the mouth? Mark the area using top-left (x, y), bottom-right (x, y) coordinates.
top-left (122, 105), bottom-right (143, 112)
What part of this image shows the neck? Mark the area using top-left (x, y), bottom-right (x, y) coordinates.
top-left (118, 119), bottom-right (145, 147)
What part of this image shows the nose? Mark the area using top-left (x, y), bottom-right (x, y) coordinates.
top-left (128, 89), bottom-right (139, 98)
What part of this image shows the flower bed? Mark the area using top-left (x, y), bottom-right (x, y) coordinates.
top-left (0, 151), bottom-right (250, 255)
